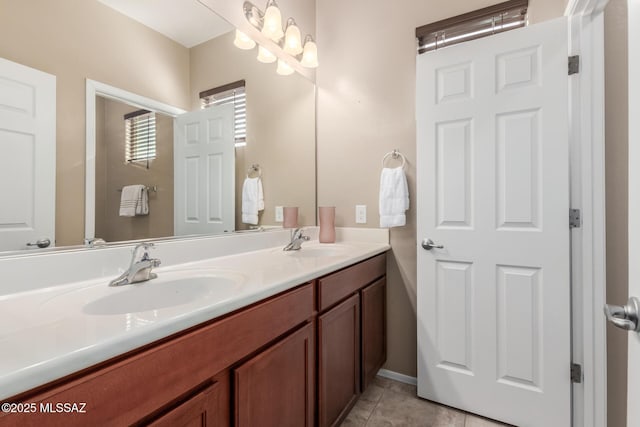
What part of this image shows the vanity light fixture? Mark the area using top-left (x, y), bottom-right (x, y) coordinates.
top-left (238, 0), bottom-right (319, 75)
top-left (234, 29), bottom-right (256, 50)
top-left (261, 0), bottom-right (284, 41)
top-left (276, 59), bottom-right (295, 76)
top-left (283, 18), bottom-right (303, 56)
top-left (257, 45), bottom-right (277, 63)
top-left (300, 35), bottom-right (318, 68)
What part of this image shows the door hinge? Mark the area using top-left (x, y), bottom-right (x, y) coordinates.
top-left (571, 363), bottom-right (582, 383)
top-left (569, 55), bottom-right (580, 75)
top-left (569, 208), bottom-right (581, 228)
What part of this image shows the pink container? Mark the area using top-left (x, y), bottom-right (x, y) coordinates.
top-left (283, 207), bottom-right (299, 228)
top-left (318, 206), bottom-right (336, 243)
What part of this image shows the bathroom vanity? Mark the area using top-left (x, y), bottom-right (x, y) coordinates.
top-left (0, 233), bottom-right (388, 427)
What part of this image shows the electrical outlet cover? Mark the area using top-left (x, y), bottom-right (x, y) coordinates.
top-left (356, 205), bottom-right (367, 224)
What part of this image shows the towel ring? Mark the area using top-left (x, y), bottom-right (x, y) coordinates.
top-left (248, 164), bottom-right (262, 178)
top-left (382, 150), bottom-right (406, 169)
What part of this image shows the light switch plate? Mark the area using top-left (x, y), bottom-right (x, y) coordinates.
top-left (356, 205), bottom-right (367, 224)
top-left (275, 206), bottom-right (284, 222)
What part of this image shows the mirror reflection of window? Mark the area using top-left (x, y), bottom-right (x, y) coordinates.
top-left (200, 80), bottom-right (246, 147)
top-left (124, 110), bottom-right (157, 169)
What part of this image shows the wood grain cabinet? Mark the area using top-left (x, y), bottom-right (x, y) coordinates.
top-left (235, 322), bottom-right (314, 427)
top-left (317, 253), bottom-right (387, 427)
top-left (0, 253), bottom-right (388, 427)
top-left (0, 283), bottom-right (313, 427)
top-left (318, 294), bottom-right (361, 427)
top-left (146, 381), bottom-right (225, 427)
top-left (361, 277), bottom-right (387, 390)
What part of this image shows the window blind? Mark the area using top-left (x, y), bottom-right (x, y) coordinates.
top-left (416, 0), bottom-right (528, 54)
top-left (124, 110), bottom-right (156, 163)
top-left (200, 80), bottom-right (246, 147)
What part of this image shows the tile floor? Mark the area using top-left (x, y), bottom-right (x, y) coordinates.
top-left (341, 376), bottom-right (511, 427)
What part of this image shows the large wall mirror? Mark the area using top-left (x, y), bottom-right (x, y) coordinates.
top-left (0, 0), bottom-right (316, 255)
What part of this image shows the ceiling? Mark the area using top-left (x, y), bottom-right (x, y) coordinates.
top-left (97, 0), bottom-right (234, 48)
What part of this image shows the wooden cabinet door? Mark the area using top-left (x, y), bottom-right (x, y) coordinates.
top-left (318, 293), bottom-right (360, 427)
top-left (147, 382), bottom-right (224, 427)
top-left (235, 322), bottom-right (314, 427)
top-left (361, 277), bottom-right (386, 390)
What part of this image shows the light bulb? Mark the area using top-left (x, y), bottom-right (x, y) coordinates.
top-left (276, 59), bottom-right (295, 76)
top-left (261, 0), bottom-right (284, 41)
top-left (301, 35), bottom-right (318, 68)
top-left (257, 45), bottom-right (276, 63)
top-left (283, 18), bottom-right (303, 56)
top-left (233, 29), bottom-right (256, 50)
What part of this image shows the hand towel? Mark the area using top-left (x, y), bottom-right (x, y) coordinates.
top-left (242, 177), bottom-right (264, 225)
top-left (379, 167), bottom-right (410, 228)
top-left (136, 187), bottom-right (149, 216)
top-left (119, 185), bottom-right (148, 217)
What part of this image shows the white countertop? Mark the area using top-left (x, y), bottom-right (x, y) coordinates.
top-left (0, 240), bottom-right (389, 400)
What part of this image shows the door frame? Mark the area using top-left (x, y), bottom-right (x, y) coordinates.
top-left (84, 79), bottom-right (186, 240)
top-left (564, 0), bottom-right (609, 426)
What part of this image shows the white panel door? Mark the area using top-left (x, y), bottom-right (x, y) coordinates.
top-left (174, 104), bottom-right (235, 236)
top-left (627, 0), bottom-right (640, 425)
top-left (0, 57), bottom-right (56, 251)
top-left (416, 18), bottom-right (570, 426)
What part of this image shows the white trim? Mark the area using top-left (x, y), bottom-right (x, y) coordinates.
top-left (565, 1), bottom-right (609, 426)
top-left (377, 369), bottom-right (417, 386)
top-left (84, 79), bottom-right (186, 239)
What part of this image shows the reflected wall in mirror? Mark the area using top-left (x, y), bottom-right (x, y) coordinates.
top-left (0, 0), bottom-right (316, 255)
top-left (94, 97), bottom-right (175, 243)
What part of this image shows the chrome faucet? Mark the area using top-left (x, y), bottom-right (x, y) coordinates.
top-left (84, 237), bottom-right (107, 248)
top-left (109, 243), bottom-right (161, 287)
top-left (283, 228), bottom-right (310, 251)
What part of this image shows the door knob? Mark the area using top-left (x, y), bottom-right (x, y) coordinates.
top-left (421, 238), bottom-right (444, 250)
top-left (604, 297), bottom-right (640, 332)
top-left (26, 238), bottom-right (51, 249)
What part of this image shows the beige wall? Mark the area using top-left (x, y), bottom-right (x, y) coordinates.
top-left (605, 1), bottom-right (629, 426)
top-left (316, 0), bottom-right (569, 377)
top-left (190, 31), bottom-right (316, 229)
top-left (0, 0), bottom-right (190, 246)
top-left (94, 97), bottom-right (174, 242)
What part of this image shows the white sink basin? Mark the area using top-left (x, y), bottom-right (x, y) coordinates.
top-left (40, 270), bottom-right (245, 317)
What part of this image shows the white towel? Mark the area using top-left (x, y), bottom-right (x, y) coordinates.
top-left (379, 167), bottom-right (409, 228)
top-left (242, 177), bottom-right (264, 225)
top-left (119, 185), bottom-right (148, 217)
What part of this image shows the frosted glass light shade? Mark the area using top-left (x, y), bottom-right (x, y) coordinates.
top-left (283, 18), bottom-right (303, 55)
top-left (301, 36), bottom-right (318, 68)
top-left (233, 29), bottom-right (256, 50)
top-left (276, 59), bottom-right (295, 76)
top-left (261, 0), bottom-right (284, 41)
top-left (257, 45), bottom-right (276, 63)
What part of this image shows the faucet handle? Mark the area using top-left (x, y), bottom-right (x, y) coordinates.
top-left (131, 242), bottom-right (155, 263)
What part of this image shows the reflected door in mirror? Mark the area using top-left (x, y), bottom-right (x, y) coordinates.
top-left (0, 58), bottom-right (55, 252)
top-left (174, 104), bottom-right (235, 235)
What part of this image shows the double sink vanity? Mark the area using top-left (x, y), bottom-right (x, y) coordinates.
top-left (0, 228), bottom-right (389, 426)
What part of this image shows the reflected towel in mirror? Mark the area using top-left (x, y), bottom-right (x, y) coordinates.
top-left (119, 185), bottom-right (149, 217)
top-left (242, 177), bottom-right (264, 224)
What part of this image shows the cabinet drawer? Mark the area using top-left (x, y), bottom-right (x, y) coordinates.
top-left (0, 283), bottom-right (313, 427)
top-left (318, 254), bottom-right (386, 312)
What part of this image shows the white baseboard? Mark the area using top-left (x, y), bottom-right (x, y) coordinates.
top-left (377, 369), bottom-right (417, 386)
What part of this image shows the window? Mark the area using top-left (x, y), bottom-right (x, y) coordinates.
top-left (200, 80), bottom-right (246, 147)
top-left (125, 109), bottom-right (156, 163)
top-left (416, 0), bottom-right (528, 54)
